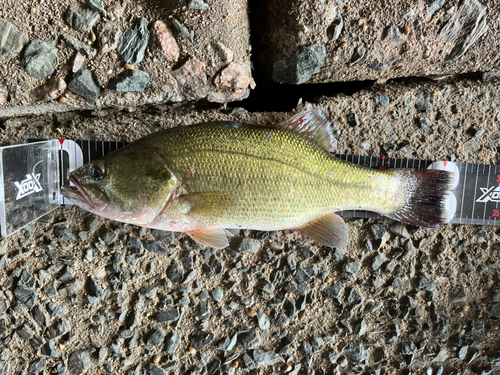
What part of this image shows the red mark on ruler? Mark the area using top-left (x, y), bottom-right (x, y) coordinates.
top-left (493, 209), bottom-right (500, 218)
top-left (497, 175), bottom-right (500, 183)
top-left (59, 139), bottom-right (65, 145)
top-left (443, 161), bottom-right (448, 168)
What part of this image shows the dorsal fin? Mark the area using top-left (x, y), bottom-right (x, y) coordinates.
top-left (276, 107), bottom-right (338, 152)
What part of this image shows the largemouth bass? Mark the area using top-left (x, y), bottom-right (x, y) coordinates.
top-left (62, 109), bottom-right (454, 248)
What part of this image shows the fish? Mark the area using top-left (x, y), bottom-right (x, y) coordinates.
top-left (61, 108), bottom-right (455, 249)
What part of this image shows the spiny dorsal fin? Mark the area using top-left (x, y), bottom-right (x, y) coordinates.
top-left (276, 107), bottom-right (338, 152)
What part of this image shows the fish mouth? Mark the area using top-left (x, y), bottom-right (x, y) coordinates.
top-left (61, 174), bottom-right (96, 211)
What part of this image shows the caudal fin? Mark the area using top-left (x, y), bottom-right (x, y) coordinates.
top-left (386, 169), bottom-right (455, 228)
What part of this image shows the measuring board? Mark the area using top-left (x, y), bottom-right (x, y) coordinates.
top-left (1, 138), bottom-right (497, 238)
top-left (56, 140), bottom-right (500, 226)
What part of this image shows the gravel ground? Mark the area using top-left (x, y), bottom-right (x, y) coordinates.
top-left (0, 77), bottom-right (499, 375)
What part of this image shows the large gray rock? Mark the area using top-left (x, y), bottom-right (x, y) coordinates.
top-left (0, 18), bottom-right (28, 62)
top-left (68, 69), bottom-right (101, 104)
top-left (65, 3), bottom-right (100, 32)
top-left (23, 40), bottom-right (58, 80)
top-left (117, 18), bottom-right (149, 65)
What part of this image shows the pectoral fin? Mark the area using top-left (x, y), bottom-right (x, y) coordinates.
top-left (295, 213), bottom-right (348, 248)
top-left (186, 228), bottom-right (229, 249)
top-left (178, 192), bottom-right (232, 216)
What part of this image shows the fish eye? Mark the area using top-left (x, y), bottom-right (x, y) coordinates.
top-left (91, 164), bottom-right (106, 181)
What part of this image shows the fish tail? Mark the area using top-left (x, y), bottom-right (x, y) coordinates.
top-left (385, 169), bottom-right (455, 228)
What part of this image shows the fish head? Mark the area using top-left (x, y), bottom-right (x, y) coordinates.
top-left (61, 148), bottom-right (177, 225)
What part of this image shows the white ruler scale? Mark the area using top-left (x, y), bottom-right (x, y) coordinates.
top-left (0, 139), bottom-right (498, 237)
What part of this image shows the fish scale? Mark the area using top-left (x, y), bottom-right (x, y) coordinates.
top-left (140, 122), bottom-right (402, 230)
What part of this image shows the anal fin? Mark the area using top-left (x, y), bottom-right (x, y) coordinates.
top-left (186, 228), bottom-right (229, 249)
top-left (295, 213), bottom-right (348, 248)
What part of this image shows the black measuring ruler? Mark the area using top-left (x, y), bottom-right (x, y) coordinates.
top-left (29, 139), bottom-right (499, 226)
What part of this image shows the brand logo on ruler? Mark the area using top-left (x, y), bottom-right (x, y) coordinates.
top-left (476, 185), bottom-right (500, 203)
top-left (14, 173), bottom-right (43, 200)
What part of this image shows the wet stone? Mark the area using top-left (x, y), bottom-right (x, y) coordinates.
top-left (238, 238), bottom-right (261, 254)
top-left (253, 350), bottom-right (284, 366)
top-left (152, 20), bottom-right (179, 62)
top-left (172, 57), bottom-right (208, 99)
top-left (65, 3), bottom-right (100, 32)
top-left (14, 286), bottom-right (38, 309)
top-left (188, 0), bottom-right (210, 10)
top-left (419, 278), bottom-right (437, 291)
top-left (147, 329), bottom-right (164, 346)
top-left (68, 350), bottom-right (92, 375)
top-left (190, 331), bottom-right (215, 351)
top-left (217, 333), bottom-right (237, 351)
top-left (449, 287), bottom-right (468, 303)
top-left (142, 240), bottom-right (172, 256)
top-left (117, 18), bottom-right (148, 65)
top-left (272, 44), bottom-right (326, 84)
top-left (296, 266), bottom-right (318, 284)
top-left (32, 305), bottom-right (49, 328)
top-left (54, 227), bottom-right (77, 241)
top-left (48, 318), bottom-right (71, 339)
top-left (156, 310), bottom-right (180, 323)
top-left (372, 253), bottom-right (386, 271)
top-left (62, 34), bottom-right (96, 59)
top-left (126, 237), bottom-right (142, 254)
top-left (27, 358), bottom-right (46, 374)
top-left (165, 333), bottom-right (181, 354)
top-left (257, 310), bottom-right (270, 330)
top-left (23, 40), bottom-right (58, 80)
top-left (0, 18), bottom-right (29, 62)
top-left (490, 303), bottom-right (500, 318)
top-left (370, 224), bottom-right (387, 240)
top-left (68, 69), bottom-right (101, 104)
top-left (343, 340), bottom-right (368, 362)
top-left (239, 328), bottom-right (261, 350)
top-left (41, 340), bottom-right (59, 357)
top-left (109, 69), bottom-right (150, 92)
top-left (212, 286), bottom-right (224, 303)
top-left (47, 302), bottom-right (69, 317)
top-left (167, 263), bottom-right (184, 283)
